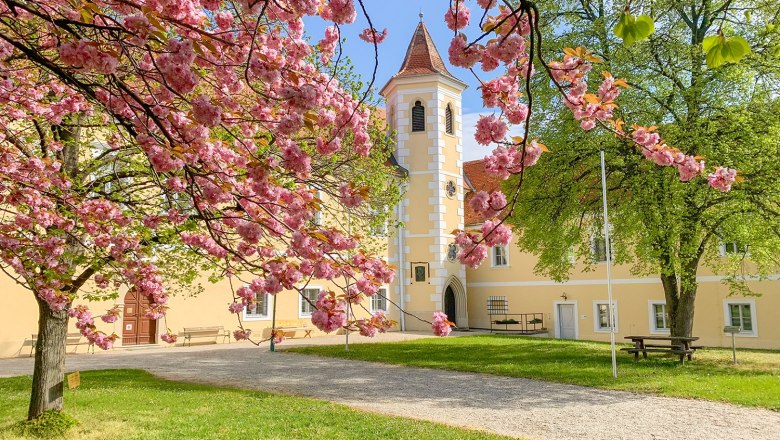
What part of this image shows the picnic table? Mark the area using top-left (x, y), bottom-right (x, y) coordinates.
top-left (621, 335), bottom-right (700, 365)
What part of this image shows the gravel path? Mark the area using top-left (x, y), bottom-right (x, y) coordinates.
top-left (2, 334), bottom-right (778, 440)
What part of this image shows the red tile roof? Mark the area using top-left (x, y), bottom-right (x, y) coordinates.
top-left (463, 159), bottom-right (502, 226)
top-left (393, 22), bottom-right (458, 81)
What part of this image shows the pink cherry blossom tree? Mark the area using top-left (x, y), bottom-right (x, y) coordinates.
top-left (0, 0), bottom-right (403, 420)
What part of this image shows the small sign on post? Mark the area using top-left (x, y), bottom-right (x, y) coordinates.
top-left (66, 371), bottom-right (81, 390)
top-left (723, 326), bottom-right (741, 364)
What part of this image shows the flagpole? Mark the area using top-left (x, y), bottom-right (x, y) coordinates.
top-left (600, 148), bottom-right (618, 379)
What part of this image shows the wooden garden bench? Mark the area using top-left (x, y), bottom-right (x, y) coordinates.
top-left (275, 320), bottom-right (313, 339)
top-left (182, 326), bottom-right (230, 346)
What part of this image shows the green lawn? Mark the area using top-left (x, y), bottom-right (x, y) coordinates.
top-left (0, 369), bottom-right (510, 440)
top-left (289, 334), bottom-right (780, 410)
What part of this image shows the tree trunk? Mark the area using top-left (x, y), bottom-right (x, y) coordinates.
top-left (28, 293), bottom-right (69, 420)
top-left (671, 288), bottom-right (696, 337)
top-left (662, 264), bottom-right (699, 338)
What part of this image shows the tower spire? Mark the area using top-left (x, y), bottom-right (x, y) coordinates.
top-left (419, 10), bottom-right (424, 22)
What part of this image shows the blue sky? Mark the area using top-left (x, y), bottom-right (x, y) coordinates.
top-left (305, 1), bottom-right (519, 161)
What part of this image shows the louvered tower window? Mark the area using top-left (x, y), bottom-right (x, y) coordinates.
top-left (445, 104), bottom-right (453, 135)
top-left (412, 100), bottom-right (425, 132)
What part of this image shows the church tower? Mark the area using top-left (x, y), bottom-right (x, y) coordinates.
top-left (381, 18), bottom-right (469, 331)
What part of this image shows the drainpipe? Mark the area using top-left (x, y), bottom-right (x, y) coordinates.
top-left (397, 186), bottom-right (407, 331)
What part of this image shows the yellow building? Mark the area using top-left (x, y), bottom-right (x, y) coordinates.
top-left (1, 21), bottom-right (777, 358)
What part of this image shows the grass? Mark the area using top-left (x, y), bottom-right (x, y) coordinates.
top-left (0, 369), bottom-right (511, 440)
top-left (288, 334), bottom-right (780, 410)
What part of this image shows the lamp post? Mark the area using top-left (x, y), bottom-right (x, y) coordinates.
top-left (600, 148), bottom-right (618, 379)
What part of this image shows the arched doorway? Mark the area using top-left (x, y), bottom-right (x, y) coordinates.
top-left (122, 290), bottom-right (157, 345)
top-left (444, 287), bottom-right (457, 324)
top-left (442, 276), bottom-right (469, 330)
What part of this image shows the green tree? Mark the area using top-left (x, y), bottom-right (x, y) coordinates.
top-left (509, 0), bottom-right (780, 337)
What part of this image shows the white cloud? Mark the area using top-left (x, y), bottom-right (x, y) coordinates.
top-left (461, 112), bottom-right (525, 162)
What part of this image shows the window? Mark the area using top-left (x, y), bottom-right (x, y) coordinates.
top-left (593, 301), bottom-right (618, 332)
top-left (445, 180), bottom-right (456, 198)
top-left (445, 104), bottom-right (453, 135)
top-left (299, 288), bottom-right (320, 317)
top-left (411, 100), bottom-right (425, 132)
top-left (244, 293), bottom-right (271, 320)
top-left (492, 245), bottom-right (508, 267)
top-left (371, 287), bottom-right (388, 312)
top-left (724, 300), bottom-right (757, 336)
top-left (649, 301), bottom-right (669, 332)
top-left (720, 241), bottom-right (749, 256)
top-left (310, 190), bottom-right (323, 226)
top-left (591, 235), bottom-right (608, 263)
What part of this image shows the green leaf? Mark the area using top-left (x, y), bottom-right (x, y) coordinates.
top-left (703, 34), bottom-right (751, 68)
top-left (613, 12), bottom-right (655, 46)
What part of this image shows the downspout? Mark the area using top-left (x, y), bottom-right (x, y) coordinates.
top-left (397, 185), bottom-right (407, 331)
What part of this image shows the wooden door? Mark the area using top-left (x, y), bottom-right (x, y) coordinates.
top-left (122, 291), bottom-right (156, 345)
top-left (558, 304), bottom-right (576, 339)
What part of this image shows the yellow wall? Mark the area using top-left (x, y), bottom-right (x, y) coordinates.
top-left (467, 242), bottom-right (780, 349)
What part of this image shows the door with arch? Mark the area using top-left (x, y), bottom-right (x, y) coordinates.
top-left (444, 286), bottom-right (457, 324)
top-left (122, 290), bottom-right (156, 345)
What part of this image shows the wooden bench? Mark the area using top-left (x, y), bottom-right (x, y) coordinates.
top-left (275, 320), bottom-right (313, 339)
top-left (30, 333), bottom-right (92, 357)
top-left (182, 326), bottom-right (230, 346)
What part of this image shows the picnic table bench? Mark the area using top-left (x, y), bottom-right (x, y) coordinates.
top-left (30, 332), bottom-right (93, 357)
top-left (182, 326), bottom-right (230, 346)
top-left (621, 335), bottom-right (700, 364)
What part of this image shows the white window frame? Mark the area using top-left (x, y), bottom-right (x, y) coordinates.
top-left (299, 287), bottom-right (321, 318)
top-left (491, 245), bottom-right (509, 268)
top-left (723, 299), bottom-right (758, 337)
top-left (370, 287), bottom-right (389, 313)
top-left (311, 190), bottom-right (324, 226)
top-left (648, 300), bottom-right (670, 334)
top-left (719, 241), bottom-right (750, 257)
top-left (243, 293), bottom-right (273, 321)
top-left (593, 300), bottom-right (618, 333)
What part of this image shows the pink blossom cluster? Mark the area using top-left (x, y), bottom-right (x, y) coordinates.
top-left (310, 290), bottom-right (347, 333)
top-left (474, 115), bottom-right (508, 146)
top-left (58, 40), bottom-right (118, 74)
top-left (707, 167), bottom-right (738, 192)
top-left (432, 311), bottom-right (453, 337)
top-left (469, 190), bottom-right (507, 218)
top-left (233, 329), bottom-right (252, 341)
top-left (359, 28), bottom-right (388, 44)
top-left (338, 183), bottom-right (364, 208)
top-left (159, 331), bottom-right (176, 343)
top-left (444, 3), bottom-right (471, 31)
top-left (68, 305), bottom-right (119, 350)
top-left (454, 231), bottom-right (489, 268)
top-left (355, 311), bottom-right (394, 337)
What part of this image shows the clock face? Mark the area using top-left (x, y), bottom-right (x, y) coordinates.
top-left (447, 244), bottom-right (458, 262)
top-left (445, 180), bottom-right (456, 198)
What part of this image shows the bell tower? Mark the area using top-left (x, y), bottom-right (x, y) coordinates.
top-left (381, 19), bottom-right (469, 330)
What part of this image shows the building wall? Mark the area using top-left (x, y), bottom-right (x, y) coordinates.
top-left (467, 241), bottom-right (780, 349)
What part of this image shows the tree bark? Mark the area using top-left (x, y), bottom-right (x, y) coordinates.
top-left (28, 293), bottom-right (69, 420)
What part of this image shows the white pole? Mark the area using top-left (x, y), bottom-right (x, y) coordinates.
top-left (600, 149), bottom-right (618, 379)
